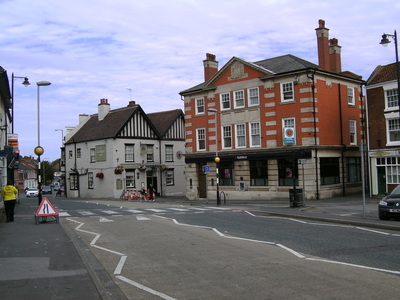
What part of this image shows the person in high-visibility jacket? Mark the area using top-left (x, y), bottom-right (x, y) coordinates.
top-left (1, 180), bottom-right (18, 223)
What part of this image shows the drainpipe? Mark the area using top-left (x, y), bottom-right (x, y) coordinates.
top-left (158, 139), bottom-right (163, 197)
top-left (338, 84), bottom-right (346, 196)
top-left (308, 69), bottom-right (319, 200)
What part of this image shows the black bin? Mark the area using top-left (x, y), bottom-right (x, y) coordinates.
top-left (289, 188), bottom-right (304, 207)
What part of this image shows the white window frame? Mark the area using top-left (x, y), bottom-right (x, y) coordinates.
top-left (222, 125), bottom-right (232, 149)
top-left (126, 171), bottom-right (136, 188)
top-left (250, 122), bottom-right (261, 147)
top-left (196, 128), bottom-right (206, 151)
top-left (385, 88), bottom-right (399, 111)
top-left (234, 90), bottom-right (245, 109)
top-left (385, 113), bottom-right (400, 145)
top-left (347, 87), bottom-right (355, 105)
top-left (90, 148), bottom-right (96, 163)
top-left (282, 117), bottom-right (296, 145)
top-left (349, 120), bottom-right (357, 145)
top-left (220, 92), bottom-right (231, 110)
top-left (195, 97), bottom-right (205, 115)
top-left (235, 123), bottom-right (246, 148)
top-left (281, 82), bottom-right (294, 102)
top-left (165, 169), bottom-right (175, 186)
top-left (125, 144), bottom-right (135, 162)
top-left (248, 87), bottom-right (259, 106)
top-left (165, 145), bottom-right (173, 162)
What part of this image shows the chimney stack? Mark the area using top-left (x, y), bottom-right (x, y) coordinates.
top-left (315, 19), bottom-right (342, 73)
top-left (329, 38), bottom-right (342, 72)
top-left (203, 53), bottom-right (218, 82)
top-left (98, 98), bottom-right (110, 121)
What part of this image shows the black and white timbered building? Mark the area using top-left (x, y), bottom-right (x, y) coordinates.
top-left (64, 99), bottom-right (185, 199)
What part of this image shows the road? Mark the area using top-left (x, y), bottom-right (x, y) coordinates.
top-left (54, 198), bottom-right (400, 299)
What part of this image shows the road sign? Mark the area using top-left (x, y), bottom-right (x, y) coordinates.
top-left (36, 197), bottom-right (59, 216)
top-left (35, 197), bottom-right (59, 225)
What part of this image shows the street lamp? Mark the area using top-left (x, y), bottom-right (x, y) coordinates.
top-left (11, 73), bottom-right (30, 133)
top-left (36, 81), bottom-right (51, 205)
top-left (207, 108), bottom-right (220, 206)
top-left (380, 30), bottom-right (400, 122)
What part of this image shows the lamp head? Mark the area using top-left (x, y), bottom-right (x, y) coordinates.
top-left (215, 157), bottom-right (220, 163)
top-left (22, 77), bottom-right (30, 87)
top-left (380, 34), bottom-right (391, 47)
top-left (36, 81), bottom-right (51, 86)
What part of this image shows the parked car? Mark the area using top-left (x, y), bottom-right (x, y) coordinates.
top-left (42, 186), bottom-right (52, 194)
top-left (379, 184), bottom-right (400, 220)
top-left (26, 188), bottom-right (39, 197)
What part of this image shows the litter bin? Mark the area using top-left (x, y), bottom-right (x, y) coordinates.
top-left (289, 188), bottom-right (304, 207)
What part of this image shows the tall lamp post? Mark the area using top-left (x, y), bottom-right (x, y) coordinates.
top-left (380, 30), bottom-right (400, 121)
top-left (207, 108), bottom-right (220, 206)
top-left (11, 74), bottom-right (30, 133)
top-left (35, 81), bottom-right (51, 205)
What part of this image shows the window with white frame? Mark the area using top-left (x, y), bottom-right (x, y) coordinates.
top-left (250, 122), bottom-right (261, 147)
top-left (282, 118), bottom-right (296, 144)
top-left (125, 144), bottom-right (134, 162)
top-left (196, 97), bottom-right (205, 114)
top-left (197, 128), bottom-right (206, 151)
top-left (221, 93), bottom-right (230, 110)
top-left (147, 145), bottom-right (154, 162)
top-left (165, 169), bottom-right (174, 186)
top-left (349, 120), bottom-right (357, 145)
top-left (234, 90), bottom-right (244, 108)
top-left (347, 87), bottom-right (355, 105)
top-left (386, 89), bottom-right (399, 109)
top-left (387, 118), bottom-right (400, 143)
top-left (126, 170), bottom-right (135, 188)
top-left (88, 172), bottom-right (93, 189)
top-left (70, 174), bottom-right (78, 190)
top-left (90, 148), bottom-right (96, 163)
top-left (248, 87), bottom-right (259, 106)
top-left (77, 148), bottom-right (81, 158)
top-left (236, 124), bottom-right (246, 148)
top-left (281, 82), bottom-right (294, 102)
top-left (222, 125), bottom-right (232, 148)
top-left (377, 157), bottom-right (400, 184)
top-left (165, 145), bottom-right (173, 162)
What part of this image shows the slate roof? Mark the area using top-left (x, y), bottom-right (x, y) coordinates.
top-left (65, 104), bottom-right (185, 144)
top-left (180, 54), bottom-right (320, 95)
top-left (254, 54), bottom-right (319, 74)
top-left (367, 62), bottom-right (399, 86)
top-left (147, 109), bottom-right (184, 138)
top-left (65, 104), bottom-right (140, 144)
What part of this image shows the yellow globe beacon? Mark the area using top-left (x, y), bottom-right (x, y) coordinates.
top-left (34, 146), bottom-right (44, 156)
top-left (214, 157), bottom-right (220, 163)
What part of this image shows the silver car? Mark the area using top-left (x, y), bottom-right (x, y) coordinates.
top-left (26, 188), bottom-right (39, 197)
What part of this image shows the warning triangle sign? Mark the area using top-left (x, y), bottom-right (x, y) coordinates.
top-left (35, 197), bottom-right (59, 217)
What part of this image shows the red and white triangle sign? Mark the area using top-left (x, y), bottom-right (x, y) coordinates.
top-left (35, 197), bottom-right (59, 216)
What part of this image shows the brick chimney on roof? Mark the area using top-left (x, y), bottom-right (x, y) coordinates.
top-left (98, 98), bottom-right (110, 121)
top-left (203, 53), bottom-right (218, 82)
top-left (315, 19), bottom-right (342, 73)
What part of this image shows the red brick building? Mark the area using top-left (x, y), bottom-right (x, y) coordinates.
top-left (367, 62), bottom-right (400, 195)
top-left (180, 20), bottom-right (364, 201)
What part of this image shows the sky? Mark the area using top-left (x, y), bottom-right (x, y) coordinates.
top-left (1, 0), bottom-right (399, 162)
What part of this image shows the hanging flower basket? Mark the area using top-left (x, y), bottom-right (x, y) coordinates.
top-left (114, 166), bottom-right (124, 174)
top-left (96, 172), bottom-right (104, 179)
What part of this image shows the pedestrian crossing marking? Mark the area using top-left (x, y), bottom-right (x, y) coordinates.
top-left (99, 217), bottom-right (114, 222)
top-left (101, 210), bottom-right (120, 215)
top-left (78, 210), bottom-right (96, 216)
top-left (126, 209), bottom-right (144, 214)
top-left (168, 208), bottom-right (190, 212)
top-left (145, 208), bottom-right (167, 213)
top-left (136, 215), bottom-right (150, 221)
top-left (59, 212), bottom-right (71, 217)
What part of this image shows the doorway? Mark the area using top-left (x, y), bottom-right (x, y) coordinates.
top-left (377, 166), bottom-right (386, 195)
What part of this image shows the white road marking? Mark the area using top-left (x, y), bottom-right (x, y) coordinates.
top-left (77, 210), bottom-right (96, 216)
top-left (101, 210), bottom-right (120, 214)
top-left (126, 209), bottom-right (144, 214)
top-left (59, 212), bottom-right (71, 217)
top-left (137, 215), bottom-right (151, 220)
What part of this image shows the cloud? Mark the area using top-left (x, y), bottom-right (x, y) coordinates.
top-left (1, 0), bottom-right (399, 160)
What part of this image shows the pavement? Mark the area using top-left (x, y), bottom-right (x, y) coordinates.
top-left (1, 192), bottom-right (399, 299)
